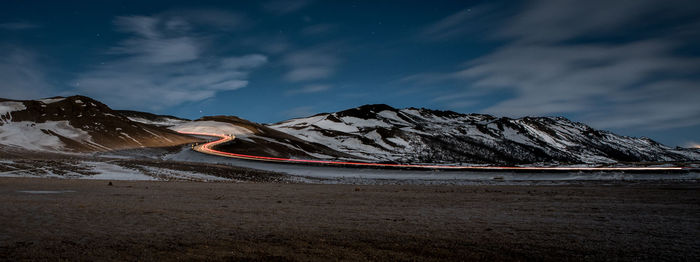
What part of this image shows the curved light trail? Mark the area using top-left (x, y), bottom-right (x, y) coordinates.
top-left (178, 131), bottom-right (688, 172)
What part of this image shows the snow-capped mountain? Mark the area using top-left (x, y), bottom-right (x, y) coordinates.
top-left (269, 104), bottom-right (699, 165)
top-left (0, 96), bottom-right (199, 152)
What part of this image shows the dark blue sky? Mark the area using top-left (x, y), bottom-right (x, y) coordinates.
top-left (1, 0), bottom-right (699, 147)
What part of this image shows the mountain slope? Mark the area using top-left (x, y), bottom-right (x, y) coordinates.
top-left (169, 115), bottom-right (358, 160)
top-left (269, 104), bottom-right (699, 165)
top-left (116, 110), bottom-right (189, 127)
top-left (0, 96), bottom-right (200, 152)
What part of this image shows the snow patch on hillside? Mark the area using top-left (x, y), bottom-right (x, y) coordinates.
top-left (170, 120), bottom-right (253, 136)
top-left (0, 101), bottom-right (26, 116)
top-left (126, 116), bottom-right (187, 127)
top-left (313, 118), bottom-right (359, 133)
top-left (341, 116), bottom-right (392, 128)
top-left (39, 98), bottom-right (66, 104)
top-left (0, 121), bottom-right (92, 151)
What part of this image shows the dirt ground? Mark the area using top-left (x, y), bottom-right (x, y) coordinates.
top-left (0, 178), bottom-right (698, 261)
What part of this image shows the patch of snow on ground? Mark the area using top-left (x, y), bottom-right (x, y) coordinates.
top-left (520, 123), bottom-right (572, 150)
top-left (377, 110), bottom-right (400, 121)
top-left (39, 97), bottom-right (66, 104)
top-left (120, 132), bottom-right (143, 146)
top-left (82, 161), bottom-right (158, 181)
top-left (170, 120), bottom-right (253, 136)
top-left (0, 101), bottom-right (26, 116)
top-left (313, 119), bottom-right (359, 133)
top-left (139, 166), bottom-right (231, 182)
top-left (341, 116), bottom-right (392, 129)
top-left (271, 115), bottom-right (326, 128)
top-left (501, 126), bottom-right (538, 147)
top-left (386, 136), bottom-right (411, 148)
top-left (0, 121), bottom-right (92, 151)
top-left (399, 109), bottom-right (423, 119)
top-left (365, 130), bottom-right (395, 150)
top-left (126, 116), bottom-right (188, 127)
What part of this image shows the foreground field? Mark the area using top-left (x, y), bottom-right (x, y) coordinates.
top-left (0, 178), bottom-right (698, 261)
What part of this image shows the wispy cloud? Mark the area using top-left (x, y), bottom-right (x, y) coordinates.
top-left (73, 14), bottom-right (266, 111)
top-left (221, 54), bottom-right (268, 69)
top-left (161, 9), bottom-right (249, 30)
top-left (286, 84), bottom-right (331, 94)
top-left (497, 0), bottom-right (673, 43)
top-left (282, 47), bottom-right (339, 82)
top-left (110, 16), bottom-right (200, 64)
top-left (240, 34), bottom-right (291, 54)
top-left (262, 0), bottom-right (314, 14)
top-left (417, 6), bottom-right (495, 41)
top-left (281, 105), bottom-right (315, 118)
top-left (0, 45), bottom-right (53, 99)
top-left (301, 23), bottom-right (335, 35)
top-left (407, 0), bottom-right (700, 130)
top-left (0, 22), bottom-right (39, 30)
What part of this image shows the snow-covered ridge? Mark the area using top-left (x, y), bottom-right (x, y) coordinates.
top-left (269, 104), bottom-right (699, 165)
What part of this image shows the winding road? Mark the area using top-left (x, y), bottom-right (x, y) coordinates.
top-left (176, 131), bottom-right (688, 172)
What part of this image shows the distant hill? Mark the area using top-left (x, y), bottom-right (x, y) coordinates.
top-left (0, 96), bottom-right (199, 152)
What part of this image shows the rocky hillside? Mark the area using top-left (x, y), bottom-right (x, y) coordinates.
top-left (269, 104), bottom-right (699, 165)
top-left (0, 96), bottom-right (200, 152)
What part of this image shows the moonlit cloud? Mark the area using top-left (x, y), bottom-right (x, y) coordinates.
top-left (418, 8), bottom-right (482, 41)
top-left (497, 0), bottom-right (692, 43)
top-left (0, 46), bottom-right (53, 99)
top-left (163, 9), bottom-right (249, 30)
top-left (408, 0), bottom-right (700, 130)
top-left (282, 47), bottom-right (339, 82)
top-left (0, 22), bottom-right (39, 30)
top-left (281, 106), bottom-right (315, 118)
top-left (73, 14), bottom-right (266, 111)
top-left (286, 84), bottom-right (331, 94)
top-left (221, 54), bottom-right (268, 69)
top-left (301, 23), bottom-right (335, 35)
top-left (262, 0), bottom-right (314, 14)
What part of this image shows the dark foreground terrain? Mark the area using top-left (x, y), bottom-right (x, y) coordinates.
top-left (0, 178), bottom-right (698, 261)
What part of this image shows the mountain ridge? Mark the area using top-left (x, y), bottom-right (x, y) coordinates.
top-left (268, 104), bottom-right (699, 165)
top-left (1, 96), bottom-right (697, 165)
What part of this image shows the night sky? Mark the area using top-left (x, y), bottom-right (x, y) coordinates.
top-left (1, 0), bottom-right (699, 147)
